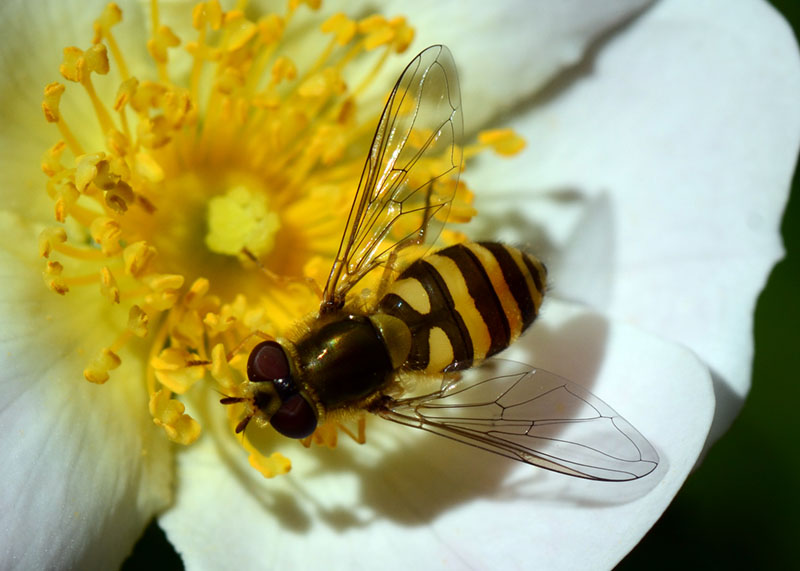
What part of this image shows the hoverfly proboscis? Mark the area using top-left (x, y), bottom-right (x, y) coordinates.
top-left (222, 45), bottom-right (659, 482)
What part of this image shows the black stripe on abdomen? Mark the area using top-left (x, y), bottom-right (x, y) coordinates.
top-left (437, 244), bottom-right (510, 357)
top-left (479, 242), bottom-right (539, 329)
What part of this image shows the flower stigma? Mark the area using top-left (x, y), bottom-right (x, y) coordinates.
top-left (39, 0), bottom-right (525, 478)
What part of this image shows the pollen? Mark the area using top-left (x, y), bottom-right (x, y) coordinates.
top-left (38, 0), bottom-right (512, 478)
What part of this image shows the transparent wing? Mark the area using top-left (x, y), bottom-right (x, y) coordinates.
top-left (374, 360), bottom-right (659, 481)
top-left (322, 44), bottom-right (463, 309)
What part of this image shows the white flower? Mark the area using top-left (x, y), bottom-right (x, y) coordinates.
top-left (0, 1), bottom-right (796, 570)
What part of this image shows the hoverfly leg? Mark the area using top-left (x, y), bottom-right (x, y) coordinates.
top-left (297, 416), bottom-right (367, 448)
top-left (405, 179), bottom-right (437, 248)
top-left (336, 415), bottom-right (367, 445)
top-left (241, 247), bottom-right (324, 300)
top-left (375, 247), bottom-right (403, 300)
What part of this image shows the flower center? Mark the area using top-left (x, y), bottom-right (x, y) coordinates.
top-left (39, 0), bottom-right (523, 478)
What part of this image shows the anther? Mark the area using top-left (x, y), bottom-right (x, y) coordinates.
top-left (477, 128), bottom-right (526, 156)
top-left (127, 305), bottom-right (149, 337)
top-left (83, 347), bottom-right (122, 384)
top-left (39, 227), bottom-right (67, 258)
top-left (43, 261), bottom-right (69, 295)
top-left (123, 241), bottom-right (156, 277)
top-left (100, 266), bottom-right (120, 303)
top-left (149, 389), bottom-right (201, 445)
top-left (321, 13), bottom-right (356, 46)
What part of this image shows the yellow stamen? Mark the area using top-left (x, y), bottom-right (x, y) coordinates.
top-left (93, 3), bottom-right (130, 80)
top-left (248, 447), bottom-right (292, 478)
top-left (357, 15), bottom-right (393, 51)
top-left (43, 260), bottom-right (69, 295)
top-left (152, 348), bottom-right (204, 394)
top-left (90, 217), bottom-right (123, 256)
top-left (74, 152), bottom-right (105, 192)
top-left (210, 343), bottom-right (236, 391)
top-left (41, 140), bottom-right (68, 178)
top-left (84, 347), bottom-right (122, 384)
top-left (321, 13), bottom-right (357, 46)
top-left (222, 11), bottom-right (258, 51)
top-left (146, 319), bottom-right (171, 398)
top-left (122, 241), bottom-right (156, 277)
top-left (467, 128), bottom-right (527, 159)
top-left (108, 330), bottom-right (134, 354)
top-left (38, 227), bottom-right (67, 258)
top-left (61, 44), bottom-right (117, 135)
top-left (127, 305), bottom-right (150, 337)
top-left (242, 14), bottom-right (285, 95)
top-left (42, 83), bottom-right (85, 155)
top-left (41, 82), bottom-right (65, 123)
top-left (148, 0), bottom-right (181, 83)
top-left (149, 389), bottom-right (201, 444)
top-left (100, 266), bottom-right (120, 303)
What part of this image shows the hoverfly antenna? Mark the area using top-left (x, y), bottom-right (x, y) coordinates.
top-left (235, 414), bottom-right (252, 434)
top-left (219, 395), bottom-right (253, 435)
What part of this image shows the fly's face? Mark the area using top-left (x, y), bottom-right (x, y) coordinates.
top-left (225, 340), bottom-right (318, 439)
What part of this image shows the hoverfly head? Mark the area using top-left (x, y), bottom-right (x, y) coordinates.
top-left (246, 340), bottom-right (318, 439)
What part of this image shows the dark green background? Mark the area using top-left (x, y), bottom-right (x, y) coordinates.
top-left (123, 2), bottom-right (800, 569)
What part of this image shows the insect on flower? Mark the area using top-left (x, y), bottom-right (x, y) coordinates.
top-left (223, 45), bottom-right (659, 481)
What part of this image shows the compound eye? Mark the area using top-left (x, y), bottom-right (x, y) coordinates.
top-left (270, 394), bottom-right (318, 439)
top-left (248, 340), bottom-right (290, 383)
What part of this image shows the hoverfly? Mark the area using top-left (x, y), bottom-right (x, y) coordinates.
top-left (223, 45), bottom-right (659, 482)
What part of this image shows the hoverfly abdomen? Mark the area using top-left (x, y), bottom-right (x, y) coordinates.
top-left (378, 242), bottom-right (547, 374)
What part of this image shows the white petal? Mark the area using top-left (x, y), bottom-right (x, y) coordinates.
top-left (465, 0), bottom-right (800, 435)
top-left (0, 212), bottom-right (173, 569)
top-left (160, 300), bottom-right (712, 570)
top-left (386, 0), bottom-right (654, 131)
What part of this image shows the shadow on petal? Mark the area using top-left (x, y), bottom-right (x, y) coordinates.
top-left (474, 1), bottom-right (655, 138)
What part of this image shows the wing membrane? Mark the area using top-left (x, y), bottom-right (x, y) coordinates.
top-left (375, 360), bottom-right (659, 481)
top-left (322, 45), bottom-right (463, 308)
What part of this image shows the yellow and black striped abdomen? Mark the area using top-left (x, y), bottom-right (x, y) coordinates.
top-left (377, 242), bottom-right (547, 373)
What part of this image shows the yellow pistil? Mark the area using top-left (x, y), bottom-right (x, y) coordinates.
top-left (205, 185), bottom-right (280, 257)
top-left (40, 0), bottom-right (523, 476)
